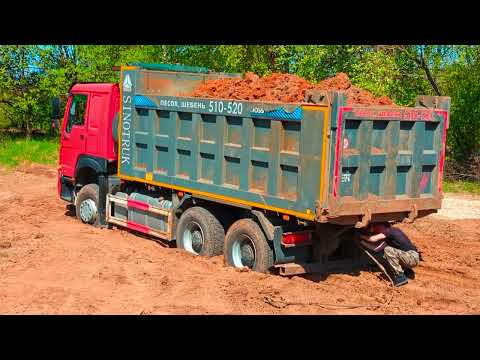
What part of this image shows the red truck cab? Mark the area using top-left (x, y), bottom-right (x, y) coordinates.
top-left (57, 83), bottom-right (120, 220)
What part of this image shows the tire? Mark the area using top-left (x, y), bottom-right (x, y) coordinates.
top-left (224, 218), bottom-right (274, 273)
top-left (75, 183), bottom-right (100, 226)
top-left (176, 206), bottom-right (225, 257)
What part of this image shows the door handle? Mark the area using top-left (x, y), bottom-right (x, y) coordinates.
top-left (80, 134), bottom-right (85, 140)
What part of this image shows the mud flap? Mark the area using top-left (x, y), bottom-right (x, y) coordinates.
top-left (60, 176), bottom-right (74, 203)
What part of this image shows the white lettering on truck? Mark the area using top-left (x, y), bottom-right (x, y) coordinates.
top-left (158, 98), bottom-right (243, 115)
top-left (121, 94), bottom-right (132, 165)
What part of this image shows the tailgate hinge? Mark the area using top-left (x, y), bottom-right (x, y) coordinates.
top-left (355, 208), bottom-right (372, 229)
top-left (314, 201), bottom-right (330, 222)
top-left (403, 204), bottom-right (418, 223)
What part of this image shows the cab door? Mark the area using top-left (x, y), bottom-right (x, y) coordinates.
top-left (59, 93), bottom-right (89, 178)
top-left (84, 92), bottom-right (108, 156)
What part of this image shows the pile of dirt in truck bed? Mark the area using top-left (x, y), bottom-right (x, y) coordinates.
top-left (189, 72), bottom-right (395, 106)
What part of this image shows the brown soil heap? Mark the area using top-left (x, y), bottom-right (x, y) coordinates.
top-left (189, 72), bottom-right (395, 106)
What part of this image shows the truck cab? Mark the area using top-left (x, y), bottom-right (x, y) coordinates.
top-left (57, 83), bottom-right (120, 220)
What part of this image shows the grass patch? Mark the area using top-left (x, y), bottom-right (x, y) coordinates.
top-left (0, 132), bottom-right (59, 167)
top-left (443, 180), bottom-right (480, 195)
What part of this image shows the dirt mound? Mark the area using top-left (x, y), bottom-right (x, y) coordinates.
top-left (189, 72), bottom-right (395, 106)
top-left (313, 72), bottom-right (352, 91)
top-left (189, 72), bottom-right (312, 103)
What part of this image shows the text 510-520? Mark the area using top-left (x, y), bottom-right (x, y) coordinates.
top-left (208, 101), bottom-right (243, 115)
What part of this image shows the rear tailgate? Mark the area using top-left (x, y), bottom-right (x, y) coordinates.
top-left (325, 100), bottom-right (449, 224)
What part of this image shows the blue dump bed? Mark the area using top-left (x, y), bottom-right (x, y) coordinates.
top-left (117, 65), bottom-right (450, 226)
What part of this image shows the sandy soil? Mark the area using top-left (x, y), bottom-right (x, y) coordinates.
top-left (431, 193), bottom-right (480, 220)
top-left (0, 164), bottom-right (478, 314)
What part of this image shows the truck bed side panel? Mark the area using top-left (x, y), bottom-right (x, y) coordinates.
top-left (118, 68), bottom-right (330, 220)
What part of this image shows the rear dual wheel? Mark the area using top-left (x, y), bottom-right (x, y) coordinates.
top-left (224, 219), bottom-right (274, 273)
top-left (176, 209), bottom-right (274, 273)
top-left (175, 206), bottom-right (225, 257)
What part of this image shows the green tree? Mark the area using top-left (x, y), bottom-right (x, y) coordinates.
top-left (441, 46), bottom-right (480, 162)
top-left (0, 43), bottom-right (477, 172)
top-left (0, 45), bottom-right (51, 137)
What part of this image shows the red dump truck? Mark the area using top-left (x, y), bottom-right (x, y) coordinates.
top-left (57, 63), bottom-right (450, 275)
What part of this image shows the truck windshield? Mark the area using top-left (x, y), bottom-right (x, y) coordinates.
top-left (66, 94), bottom-right (88, 133)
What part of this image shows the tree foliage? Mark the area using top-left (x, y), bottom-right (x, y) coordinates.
top-left (0, 45), bottom-right (478, 165)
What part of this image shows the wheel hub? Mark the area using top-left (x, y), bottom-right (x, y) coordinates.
top-left (79, 198), bottom-right (97, 223)
top-left (183, 222), bottom-right (204, 255)
top-left (191, 229), bottom-right (203, 253)
top-left (232, 236), bottom-right (256, 269)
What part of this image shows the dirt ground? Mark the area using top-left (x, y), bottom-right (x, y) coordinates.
top-left (0, 164), bottom-right (478, 315)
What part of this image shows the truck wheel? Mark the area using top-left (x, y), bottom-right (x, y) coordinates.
top-left (176, 206), bottom-right (225, 257)
top-left (224, 218), bottom-right (274, 273)
top-left (75, 183), bottom-right (100, 226)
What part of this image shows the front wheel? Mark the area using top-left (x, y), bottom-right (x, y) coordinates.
top-left (224, 218), bottom-right (274, 273)
top-left (75, 183), bottom-right (100, 226)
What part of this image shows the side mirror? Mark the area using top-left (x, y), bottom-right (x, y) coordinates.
top-left (52, 97), bottom-right (61, 120)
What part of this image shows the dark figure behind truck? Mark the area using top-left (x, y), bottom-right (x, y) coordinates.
top-left (360, 222), bottom-right (422, 287)
top-left (51, 97), bottom-right (61, 136)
